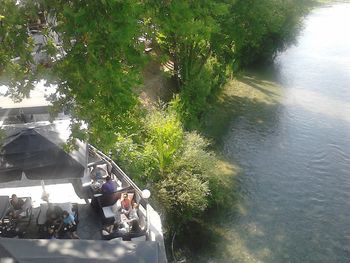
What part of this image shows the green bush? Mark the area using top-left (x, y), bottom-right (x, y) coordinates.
top-left (113, 104), bottom-right (225, 230)
top-left (155, 171), bottom-right (209, 228)
top-left (174, 57), bottom-right (228, 128)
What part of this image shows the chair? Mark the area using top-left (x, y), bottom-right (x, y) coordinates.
top-left (20, 197), bottom-right (33, 225)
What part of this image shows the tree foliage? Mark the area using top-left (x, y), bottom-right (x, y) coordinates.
top-left (149, 0), bottom-right (231, 127)
top-left (1, 0), bottom-right (146, 149)
top-left (0, 0), bottom-right (37, 99)
top-left (114, 104), bottom-right (218, 228)
top-left (223, 0), bottom-right (307, 67)
top-left (1, 0), bottom-right (309, 141)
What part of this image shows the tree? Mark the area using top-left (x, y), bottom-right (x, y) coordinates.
top-left (0, 0), bottom-right (37, 100)
top-left (221, 0), bottom-right (306, 67)
top-left (0, 0), bottom-right (146, 150)
top-left (1, 0), bottom-right (308, 139)
top-left (149, 0), bottom-right (231, 127)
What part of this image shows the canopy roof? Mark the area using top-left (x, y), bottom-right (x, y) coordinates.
top-left (0, 238), bottom-right (160, 263)
top-left (0, 120), bottom-right (87, 182)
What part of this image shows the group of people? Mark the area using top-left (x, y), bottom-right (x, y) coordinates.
top-left (45, 205), bottom-right (79, 239)
top-left (3, 189), bottom-right (142, 241)
top-left (90, 165), bottom-right (143, 238)
top-left (102, 193), bottom-right (141, 238)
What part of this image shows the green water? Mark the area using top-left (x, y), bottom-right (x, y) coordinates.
top-left (204, 3), bottom-right (350, 263)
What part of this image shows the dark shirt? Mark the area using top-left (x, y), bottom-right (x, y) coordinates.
top-left (46, 206), bottom-right (63, 226)
top-left (101, 181), bottom-right (115, 194)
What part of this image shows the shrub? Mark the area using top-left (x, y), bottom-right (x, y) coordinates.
top-left (113, 104), bottom-right (223, 230)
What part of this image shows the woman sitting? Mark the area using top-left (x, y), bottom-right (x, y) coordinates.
top-left (120, 193), bottom-right (131, 216)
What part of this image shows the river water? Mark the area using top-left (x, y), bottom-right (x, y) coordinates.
top-left (223, 3), bottom-right (350, 262)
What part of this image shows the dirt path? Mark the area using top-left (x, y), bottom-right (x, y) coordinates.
top-left (139, 59), bottom-right (177, 107)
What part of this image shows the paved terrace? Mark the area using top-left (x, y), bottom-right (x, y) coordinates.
top-left (0, 177), bottom-right (102, 240)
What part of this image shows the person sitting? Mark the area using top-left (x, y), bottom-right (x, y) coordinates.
top-left (8, 194), bottom-right (25, 219)
top-left (45, 205), bottom-right (63, 239)
top-left (128, 203), bottom-right (139, 222)
top-left (126, 203), bottom-right (141, 232)
top-left (90, 164), bottom-right (107, 181)
top-left (120, 193), bottom-right (131, 216)
top-left (103, 201), bottom-right (137, 235)
top-left (57, 210), bottom-right (79, 239)
top-left (101, 203), bottom-right (144, 240)
top-left (102, 223), bottom-right (129, 239)
top-left (101, 176), bottom-right (115, 195)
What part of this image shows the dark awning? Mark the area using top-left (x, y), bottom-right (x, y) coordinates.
top-left (0, 123), bottom-right (87, 182)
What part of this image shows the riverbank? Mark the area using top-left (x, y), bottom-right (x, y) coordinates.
top-left (139, 57), bottom-right (284, 263)
top-left (172, 72), bottom-right (283, 263)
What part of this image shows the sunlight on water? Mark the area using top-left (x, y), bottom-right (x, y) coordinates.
top-left (284, 88), bottom-right (350, 124)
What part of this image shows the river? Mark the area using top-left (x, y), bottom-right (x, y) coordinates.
top-left (222, 3), bottom-right (350, 263)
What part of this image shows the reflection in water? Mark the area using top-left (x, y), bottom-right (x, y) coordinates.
top-left (221, 3), bottom-right (350, 263)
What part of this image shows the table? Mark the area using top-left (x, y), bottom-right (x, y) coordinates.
top-left (0, 196), bottom-right (10, 220)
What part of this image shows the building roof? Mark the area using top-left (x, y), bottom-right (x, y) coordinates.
top-left (0, 238), bottom-right (160, 263)
top-left (0, 80), bottom-right (55, 109)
